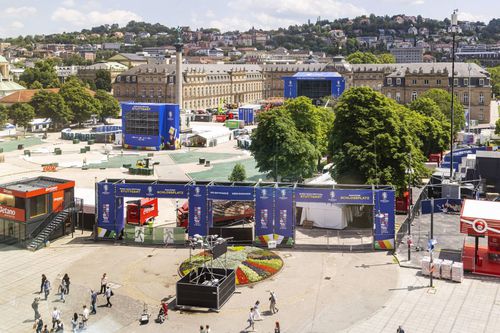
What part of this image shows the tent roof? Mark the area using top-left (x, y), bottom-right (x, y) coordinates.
top-left (461, 199), bottom-right (500, 222)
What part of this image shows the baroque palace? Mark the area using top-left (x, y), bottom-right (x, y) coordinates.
top-left (113, 56), bottom-right (492, 123)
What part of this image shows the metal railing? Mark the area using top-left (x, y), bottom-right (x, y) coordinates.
top-left (24, 201), bottom-right (75, 246)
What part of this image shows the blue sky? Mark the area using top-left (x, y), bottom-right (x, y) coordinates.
top-left (0, 0), bottom-right (498, 37)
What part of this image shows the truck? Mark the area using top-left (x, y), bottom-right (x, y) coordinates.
top-left (126, 198), bottom-right (159, 225)
top-left (177, 200), bottom-right (254, 228)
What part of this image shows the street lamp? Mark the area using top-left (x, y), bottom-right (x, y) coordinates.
top-left (448, 9), bottom-right (461, 178)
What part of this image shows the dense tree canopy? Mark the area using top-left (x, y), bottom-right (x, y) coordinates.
top-left (95, 69), bottom-right (112, 92)
top-left (346, 51), bottom-right (379, 64)
top-left (94, 90), bottom-right (120, 123)
top-left (408, 97), bottom-right (447, 122)
top-left (19, 60), bottom-right (60, 89)
top-left (30, 90), bottom-right (72, 127)
top-left (250, 108), bottom-right (318, 181)
top-left (9, 103), bottom-right (35, 130)
top-left (489, 66), bottom-right (500, 97)
top-left (419, 89), bottom-right (465, 134)
top-left (0, 105), bottom-right (8, 128)
top-left (59, 78), bottom-right (100, 125)
top-left (329, 87), bottom-right (427, 191)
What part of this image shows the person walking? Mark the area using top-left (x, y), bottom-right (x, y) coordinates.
top-left (397, 326), bottom-right (405, 333)
top-left (81, 305), bottom-right (90, 328)
top-left (35, 318), bottom-right (43, 333)
top-left (90, 290), bottom-right (98, 314)
top-left (254, 300), bottom-right (262, 321)
top-left (51, 307), bottom-right (61, 330)
top-left (71, 313), bottom-right (78, 333)
top-left (32, 297), bottom-right (41, 321)
top-left (100, 273), bottom-right (108, 294)
top-left (63, 274), bottom-right (70, 294)
top-left (269, 291), bottom-right (279, 314)
top-left (246, 307), bottom-right (255, 331)
top-left (59, 279), bottom-right (67, 303)
top-left (105, 285), bottom-right (113, 307)
top-left (42, 324), bottom-right (49, 333)
top-left (274, 321), bottom-right (281, 333)
top-left (40, 274), bottom-right (47, 294)
top-left (43, 279), bottom-right (51, 300)
top-left (205, 324), bottom-right (211, 333)
top-left (199, 325), bottom-right (205, 333)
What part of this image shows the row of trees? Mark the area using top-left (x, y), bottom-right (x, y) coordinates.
top-left (19, 60), bottom-right (112, 92)
top-left (345, 51), bottom-right (396, 64)
top-left (250, 88), bottom-right (463, 192)
top-left (0, 78), bottom-right (119, 131)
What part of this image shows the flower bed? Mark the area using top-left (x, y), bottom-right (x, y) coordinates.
top-left (179, 246), bottom-right (283, 286)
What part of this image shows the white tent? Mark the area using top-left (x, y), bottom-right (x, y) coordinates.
top-left (296, 202), bottom-right (352, 229)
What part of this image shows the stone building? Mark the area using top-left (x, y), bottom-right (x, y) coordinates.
top-left (113, 64), bottom-right (263, 110)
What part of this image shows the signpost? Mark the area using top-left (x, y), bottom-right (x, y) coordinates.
top-left (428, 238), bottom-right (437, 287)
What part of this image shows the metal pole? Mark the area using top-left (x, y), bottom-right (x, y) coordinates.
top-left (430, 248), bottom-right (434, 287)
top-left (468, 64), bottom-right (471, 133)
top-left (407, 150), bottom-right (412, 261)
top-left (450, 30), bottom-right (456, 178)
top-left (430, 197), bottom-right (434, 239)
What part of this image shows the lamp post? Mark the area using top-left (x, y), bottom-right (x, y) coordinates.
top-left (467, 63), bottom-right (472, 133)
top-left (448, 9), bottom-right (460, 178)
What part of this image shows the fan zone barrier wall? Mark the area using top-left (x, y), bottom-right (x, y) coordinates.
top-left (96, 180), bottom-right (395, 250)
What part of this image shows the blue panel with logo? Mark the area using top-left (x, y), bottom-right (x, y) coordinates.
top-left (295, 188), bottom-right (373, 204)
top-left (255, 187), bottom-right (274, 237)
top-left (115, 183), bottom-right (188, 198)
top-left (373, 190), bottom-right (395, 249)
top-left (274, 188), bottom-right (294, 238)
top-left (188, 185), bottom-right (208, 237)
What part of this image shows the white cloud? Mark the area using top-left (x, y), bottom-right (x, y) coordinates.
top-left (5, 6), bottom-right (37, 17)
top-left (10, 21), bottom-right (25, 29)
top-left (51, 7), bottom-right (142, 27)
top-left (210, 0), bottom-right (366, 31)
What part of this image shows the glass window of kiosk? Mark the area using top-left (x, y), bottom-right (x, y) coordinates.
top-left (0, 193), bottom-right (15, 206)
top-left (30, 195), bottom-right (48, 218)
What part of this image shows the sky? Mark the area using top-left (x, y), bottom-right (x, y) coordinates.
top-left (0, 0), bottom-right (498, 38)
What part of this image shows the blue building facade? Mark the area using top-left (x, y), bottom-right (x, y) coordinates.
top-left (121, 103), bottom-right (180, 151)
top-left (283, 72), bottom-right (346, 102)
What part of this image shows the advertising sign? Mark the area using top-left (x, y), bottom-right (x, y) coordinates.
top-left (164, 104), bottom-right (180, 150)
top-left (295, 188), bottom-right (373, 205)
top-left (274, 188), bottom-right (294, 238)
top-left (52, 190), bottom-right (64, 212)
top-left (0, 204), bottom-right (25, 222)
top-left (207, 185), bottom-right (254, 201)
top-left (373, 190), bottom-right (395, 250)
top-left (97, 183), bottom-right (117, 237)
top-left (188, 185), bottom-right (208, 237)
top-left (255, 187), bottom-right (274, 238)
top-left (421, 199), bottom-right (462, 215)
top-left (443, 147), bottom-right (487, 162)
top-left (115, 183), bottom-right (188, 198)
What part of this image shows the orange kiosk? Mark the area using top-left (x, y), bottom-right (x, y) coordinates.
top-left (460, 199), bottom-right (500, 276)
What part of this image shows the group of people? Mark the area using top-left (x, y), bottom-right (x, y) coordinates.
top-left (246, 291), bottom-right (280, 332)
top-left (32, 272), bottom-right (114, 332)
top-left (199, 324), bottom-right (211, 332)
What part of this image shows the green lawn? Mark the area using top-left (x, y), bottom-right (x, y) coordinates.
top-left (0, 137), bottom-right (43, 152)
top-left (169, 151), bottom-right (240, 164)
top-left (188, 158), bottom-right (268, 181)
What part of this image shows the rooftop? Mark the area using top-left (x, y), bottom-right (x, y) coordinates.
top-left (0, 176), bottom-right (73, 193)
top-left (0, 88), bottom-right (95, 104)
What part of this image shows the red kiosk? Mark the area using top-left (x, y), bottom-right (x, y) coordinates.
top-left (460, 199), bottom-right (500, 276)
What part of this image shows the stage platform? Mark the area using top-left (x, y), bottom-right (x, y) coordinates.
top-left (463, 244), bottom-right (500, 277)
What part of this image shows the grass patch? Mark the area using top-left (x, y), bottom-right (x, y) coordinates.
top-left (188, 158), bottom-right (267, 181)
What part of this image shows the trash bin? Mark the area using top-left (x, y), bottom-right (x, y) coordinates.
top-left (85, 146), bottom-right (90, 152)
top-left (54, 148), bottom-right (62, 155)
top-left (199, 158), bottom-right (205, 165)
top-left (24, 150), bottom-right (30, 156)
top-left (80, 148), bottom-right (87, 153)
top-left (73, 139), bottom-right (80, 144)
top-left (17, 144), bottom-right (24, 150)
top-left (88, 140), bottom-right (95, 145)
top-left (205, 160), bottom-right (211, 167)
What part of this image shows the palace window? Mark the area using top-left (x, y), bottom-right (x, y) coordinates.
top-left (463, 92), bottom-right (469, 104)
top-left (479, 93), bottom-right (484, 105)
top-left (479, 79), bottom-right (484, 86)
top-left (411, 91), bottom-right (418, 101)
top-left (424, 79), bottom-right (429, 85)
top-left (396, 78), bottom-right (401, 85)
top-left (396, 92), bottom-right (401, 102)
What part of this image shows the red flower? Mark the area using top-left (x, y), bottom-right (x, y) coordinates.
top-left (246, 260), bottom-right (278, 274)
top-left (236, 267), bottom-right (249, 285)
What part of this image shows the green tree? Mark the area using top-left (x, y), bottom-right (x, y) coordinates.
top-left (0, 105), bottom-right (8, 128)
top-left (346, 51), bottom-right (379, 64)
top-left (9, 103), bottom-right (35, 134)
top-left (94, 90), bottom-right (120, 123)
top-left (495, 118), bottom-right (500, 136)
top-left (250, 109), bottom-right (319, 181)
top-left (30, 81), bottom-right (43, 89)
top-left (408, 97), bottom-right (447, 122)
top-left (19, 60), bottom-right (60, 88)
top-left (30, 90), bottom-right (72, 128)
top-left (420, 89), bottom-right (465, 134)
top-left (94, 69), bottom-right (112, 92)
top-left (329, 87), bottom-right (426, 191)
top-left (228, 163), bottom-right (247, 182)
top-left (489, 66), bottom-right (500, 97)
top-left (59, 79), bottom-right (100, 125)
top-left (377, 53), bottom-right (396, 63)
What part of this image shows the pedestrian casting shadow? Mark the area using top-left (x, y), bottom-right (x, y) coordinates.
top-left (355, 262), bottom-right (395, 268)
top-left (22, 319), bottom-right (34, 323)
top-left (262, 310), bottom-right (273, 316)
